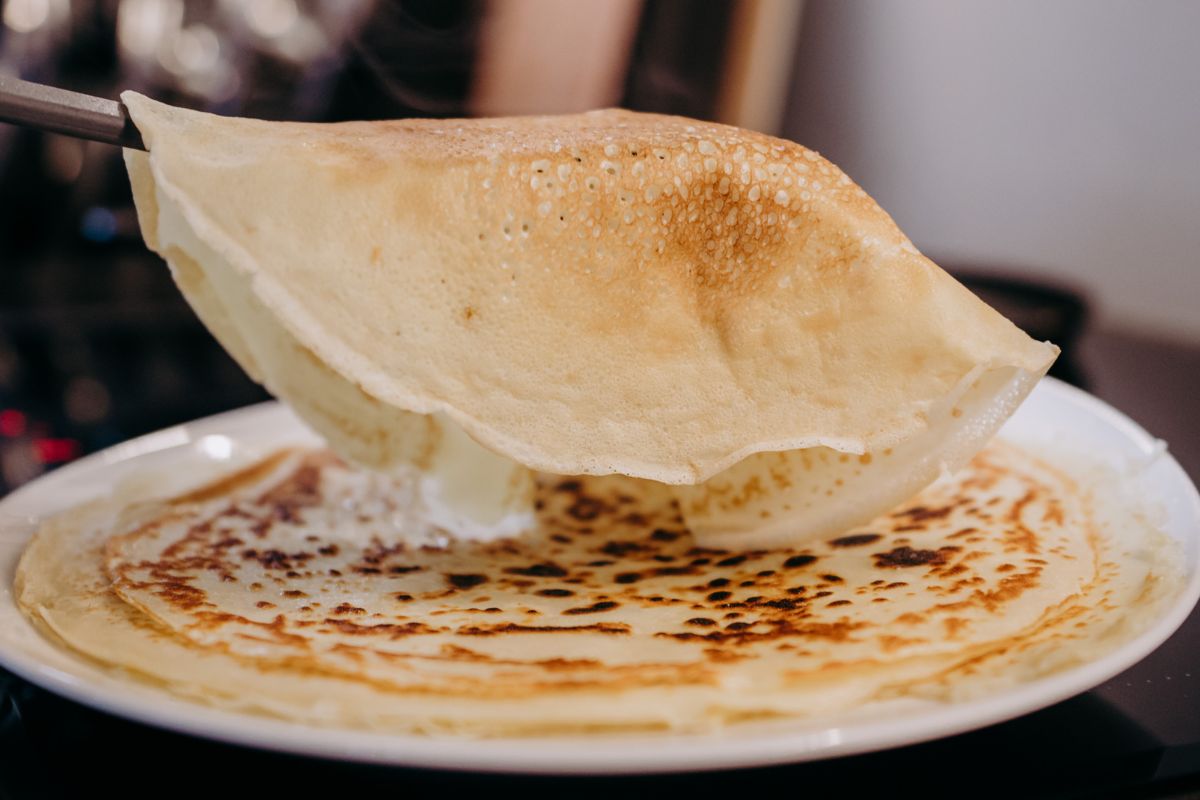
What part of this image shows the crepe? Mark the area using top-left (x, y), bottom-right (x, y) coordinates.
top-left (15, 439), bottom-right (1181, 735)
top-left (120, 94), bottom-right (1057, 546)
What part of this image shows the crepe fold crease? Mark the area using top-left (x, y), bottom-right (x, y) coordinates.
top-left (120, 93), bottom-right (1057, 546)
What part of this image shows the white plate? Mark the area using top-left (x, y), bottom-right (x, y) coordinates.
top-left (0, 378), bottom-right (1197, 774)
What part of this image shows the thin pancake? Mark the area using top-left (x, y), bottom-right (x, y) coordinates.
top-left (121, 95), bottom-right (1058, 547)
top-left (17, 440), bottom-right (1180, 735)
top-left (120, 94), bottom-right (1056, 486)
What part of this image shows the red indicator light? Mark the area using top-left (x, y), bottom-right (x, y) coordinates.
top-left (33, 438), bottom-right (81, 463)
top-left (0, 410), bottom-right (27, 438)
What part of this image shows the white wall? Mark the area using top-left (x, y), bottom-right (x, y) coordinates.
top-left (785, 0), bottom-right (1200, 341)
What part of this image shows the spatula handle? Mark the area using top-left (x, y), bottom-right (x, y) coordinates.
top-left (0, 75), bottom-right (145, 150)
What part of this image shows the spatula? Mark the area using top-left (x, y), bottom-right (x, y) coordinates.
top-left (0, 75), bottom-right (145, 150)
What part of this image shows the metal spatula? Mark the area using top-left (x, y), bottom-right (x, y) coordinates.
top-left (0, 75), bottom-right (145, 150)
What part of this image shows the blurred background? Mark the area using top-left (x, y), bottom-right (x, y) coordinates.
top-left (0, 0), bottom-right (1197, 493)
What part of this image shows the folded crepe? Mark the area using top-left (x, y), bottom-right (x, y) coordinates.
top-left (120, 94), bottom-right (1057, 547)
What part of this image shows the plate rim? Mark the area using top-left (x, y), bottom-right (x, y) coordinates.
top-left (1, 377), bottom-right (1198, 775)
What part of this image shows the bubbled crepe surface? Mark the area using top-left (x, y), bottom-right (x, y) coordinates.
top-left (120, 93), bottom-right (1055, 485)
top-left (15, 443), bottom-right (1182, 735)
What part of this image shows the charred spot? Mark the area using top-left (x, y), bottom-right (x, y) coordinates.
top-left (600, 541), bottom-right (648, 557)
top-left (708, 578), bottom-right (731, 588)
top-left (873, 546), bottom-right (951, 568)
top-left (550, 534), bottom-right (572, 544)
top-left (827, 600), bottom-right (852, 607)
top-left (447, 573), bottom-right (489, 589)
top-left (587, 559), bottom-right (615, 567)
top-left (687, 546), bottom-right (730, 557)
top-left (282, 590), bottom-right (307, 598)
top-left (813, 590), bottom-right (833, 598)
top-left (152, 582), bottom-right (211, 614)
top-left (622, 512), bottom-right (648, 526)
top-left (706, 591), bottom-right (733, 602)
top-left (457, 622), bottom-right (629, 636)
top-left (653, 565), bottom-right (699, 577)
top-left (185, 519), bottom-right (214, 536)
top-left (567, 497), bottom-right (605, 521)
top-left (690, 557), bottom-right (712, 566)
top-left (317, 544), bottom-right (340, 556)
top-left (726, 621), bottom-right (752, 631)
top-left (256, 462), bottom-right (324, 523)
top-left (563, 601), bottom-right (620, 615)
top-left (783, 554), bottom-right (818, 569)
top-left (353, 566), bottom-right (382, 575)
top-left (739, 580), bottom-right (757, 587)
top-left (393, 593), bottom-right (414, 601)
top-left (716, 555), bottom-right (747, 567)
top-left (821, 574), bottom-right (844, 583)
top-left (388, 565), bottom-right (422, 575)
top-left (686, 617), bottom-right (717, 627)
top-left (653, 554), bottom-right (677, 563)
top-left (255, 601), bottom-right (275, 609)
top-left (895, 504), bottom-right (956, 523)
top-left (333, 603), bottom-right (366, 615)
top-left (786, 586), bottom-right (807, 595)
top-left (537, 588), bottom-right (575, 597)
top-left (651, 528), bottom-right (682, 542)
top-left (757, 570), bottom-right (776, 578)
top-left (321, 619), bottom-right (430, 638)
top-left (219, 504), bottom-right (254, 519)
top-left (242, 548), bottom-right (291, 570)
top-left (614, 572), bottom-right (642, 584)
top-left (829, 533), bottom-right (882, 548)
top-left (505, 563), bottom-right (568, 578)
top-left (554, 479), bottom-right (583, 493)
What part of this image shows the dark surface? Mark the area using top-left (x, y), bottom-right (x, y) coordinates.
top-left (1, 326), bottom-right (1199, 800)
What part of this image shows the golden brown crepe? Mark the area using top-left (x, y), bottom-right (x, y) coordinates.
top-left (16, 440), bottom-right (1181, 735)
top-left (120, 94), bottom-right (1057, 546)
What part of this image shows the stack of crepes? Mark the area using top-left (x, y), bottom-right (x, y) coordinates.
top-left (15, 96), bottom-right (1183, 735)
